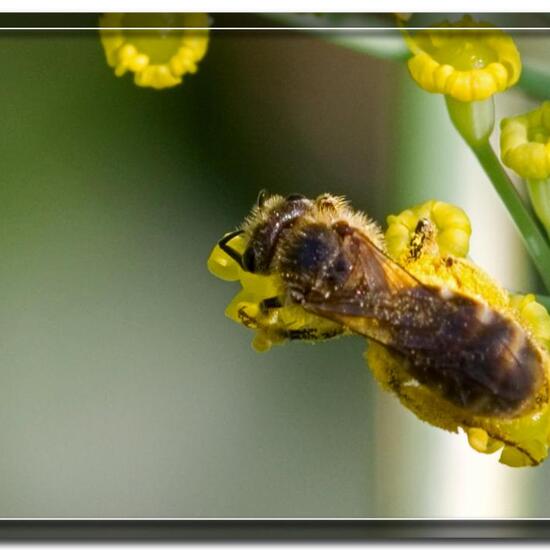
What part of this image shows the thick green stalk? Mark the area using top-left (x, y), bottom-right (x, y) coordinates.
top-left (527, 179), bottom-right (550, 240)
top-left (260, 13), bottom-right (410, 61)
top-left (471, 141), bottom-right (550, 291)
top-left (445, 97), bottom-right (495, 146)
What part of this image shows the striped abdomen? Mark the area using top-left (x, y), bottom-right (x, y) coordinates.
top-left (380, 287), bottom-right (545, 416)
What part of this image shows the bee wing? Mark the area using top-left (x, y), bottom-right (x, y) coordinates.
top-left (349, 231), bottom-right (421, 294)
top-left (298, 229), bottom-right (514, 351)
top-left (289, 226), bottom-right (515, 356)
top-left (300, 228), bottom-right (425, 342)
top-left (299, 229), bottom-right (483, 349)
top-left (300, 230), bottom-right (543, 414)
top-left (302, 228), bottom-right (422, 315)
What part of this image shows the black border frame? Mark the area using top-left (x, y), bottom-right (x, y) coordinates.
top-left (1, 10), bottom-right (550, 540)
top-left (0, 520), bottom-right (549, 540)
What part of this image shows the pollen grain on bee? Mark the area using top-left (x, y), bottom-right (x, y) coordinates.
top-left (476, 302), bottom-right (494, 325)
top-left (439, 286), bottom-right (454, 300)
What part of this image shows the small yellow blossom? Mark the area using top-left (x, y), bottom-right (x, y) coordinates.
top-left (501, 102), bottom-right (550, 181)
top-left (385, 200), bottom-right (471, 261)
top-left (500, 102), bottom-right (550, 237)
top-left (406, 15), bottom-right (521, 102)
top-left (207, 233), bottom-right (344, 352)
top-left (99, 13), bottom-right (209, 89)
top-left (366, 200), bottom-right (550, 467)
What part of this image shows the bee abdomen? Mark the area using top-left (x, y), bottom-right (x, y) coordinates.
top-left (406, 294), bottom-right (544, 416)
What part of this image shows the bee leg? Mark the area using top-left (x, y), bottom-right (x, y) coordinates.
top-left (237, 306), bottom-right (258, 328)
top-left (260, 296), bottom-right (283, 314)
top-left (288, 328), bottom-right (317, 340)
top-left (287, 327), bottom-right (343, 341)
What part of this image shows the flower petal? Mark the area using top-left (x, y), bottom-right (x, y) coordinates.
top-left (406, 16), bottom-right (521, 101)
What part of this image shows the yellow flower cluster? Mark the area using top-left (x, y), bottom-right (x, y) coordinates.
top-left (99, 13), bottom-right (209, 89)
top-left (385, 200), bottom-right (471, 261)
top-left (208, 200), bottom-right (550, 466)
top-left (501, 101), bottom-right (550, 181)
top-left (368, 200), bottom-right (550, 467)
top-left (207, 233), bottom-right (343, 352)
top-left (406, 16), bottom-right (521, 102)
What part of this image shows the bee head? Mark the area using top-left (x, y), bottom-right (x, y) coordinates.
top-left (241, 191), bottom-right (313, 274)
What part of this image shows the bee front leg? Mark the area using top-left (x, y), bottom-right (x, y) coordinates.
top-left (260, 296), bottom-right (283, 314)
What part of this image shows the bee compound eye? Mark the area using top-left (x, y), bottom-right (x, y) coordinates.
top-left (242, 247), bottom-right (256, 273)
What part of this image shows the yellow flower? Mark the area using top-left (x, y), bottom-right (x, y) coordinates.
top-left (501, 102), bottom-right (550, 181)
top-left (406, 15), bottom-right (521, 102)
top-left (366, 200), bottom-right (550, 467)
top-left (99, 13), bottom-right (209, 90)
top-left (385, 200), bottom-right (471, 261)
top-left (207, 233), bottom-right (344, 352)
top-left (209, 201), bottom-right (550, 466)
top-left (500, 102), bottom-right (550, 236)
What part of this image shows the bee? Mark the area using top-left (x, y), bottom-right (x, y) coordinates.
top-left (218, 191), bottom-right (545, 418)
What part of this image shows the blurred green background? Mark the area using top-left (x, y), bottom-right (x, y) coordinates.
top-left (0, 28), bottom-right (547, 517)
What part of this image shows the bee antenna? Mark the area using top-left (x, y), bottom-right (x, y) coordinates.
top-left (257, 189), bottom-right (269, 208)
top-left (218, 229), bottom-right (245, 269)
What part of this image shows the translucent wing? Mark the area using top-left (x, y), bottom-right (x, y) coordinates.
top-left (296, 226), bottom-right (429, 341)
top-left (295, 226), bottom-right (543, 415)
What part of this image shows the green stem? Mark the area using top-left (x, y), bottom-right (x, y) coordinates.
top-left (260, 13), bottom-right (410, 61)
top-left (321, 32), bottom-right (409, 61)
top-left (445, 96), bottom-right (494, 146)
top-left (527, 179), bottom-right (550, 240)
top-left (471, 141), bottom-right (550, 292)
